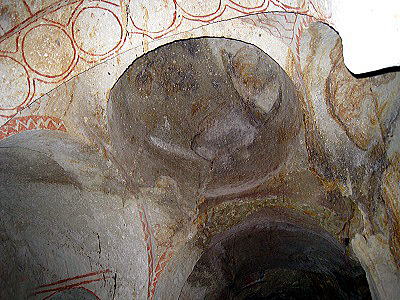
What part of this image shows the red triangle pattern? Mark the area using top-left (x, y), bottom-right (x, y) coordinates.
top-left (0, 115), bottom-right (67, 140)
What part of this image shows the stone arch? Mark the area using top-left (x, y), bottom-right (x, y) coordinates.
top-left (155, 207), bottom-right (371, 299)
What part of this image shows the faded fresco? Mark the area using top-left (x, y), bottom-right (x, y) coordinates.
top-left (0, 0), bottom-right (400, 299)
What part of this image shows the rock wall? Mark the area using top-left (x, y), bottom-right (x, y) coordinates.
top-left (1, 1), bottom-right (400, 299)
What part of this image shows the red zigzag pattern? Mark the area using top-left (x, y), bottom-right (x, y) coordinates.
top-left (0, 115), bottom-right (66, 140)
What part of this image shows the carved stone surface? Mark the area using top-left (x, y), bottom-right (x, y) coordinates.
top-left (1, 2), bottom-right (400, 299)
top-left (108, 38), bottom-right (301, 204)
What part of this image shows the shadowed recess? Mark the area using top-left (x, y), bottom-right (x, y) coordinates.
top-left (179, 214), bottom-right (371, 300)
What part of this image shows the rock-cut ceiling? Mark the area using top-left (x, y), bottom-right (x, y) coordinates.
top-left (0, 1), bottom-right (400, 299)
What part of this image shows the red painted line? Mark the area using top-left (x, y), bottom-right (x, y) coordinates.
top-left (228, 0), bottom-right (266, 10)
top-left (72, 7), bottom-right (124, 57)
top-left (36, 269), bottom-right (111, 289)
top-left (181, 5), bottom-right (227, 23)
top-left (41, 0), bottom-right (83, 28)
top-left (33, 277), bottom-right (110, 295)
top-left (152, 17), bottom-right (184, 40)
top-left (138, 204), bottom-right (156, 299)
top-left (42, 291), bottom-right (59, 300)
top-left (176, 0), bottom-right (222, 19)
top-left (129, 2), bottom-right (177, 34)
top-left (21, 0), bottom-right (33, 15)
top-left (21, 24), bottom-right (77, 79)
top-left (91, 0), bottom-right (119, 7)
top-left (271, 0), bottom-right (306, 12)
top-left (76, 287), bottom-right (101, 300)
top-left (0, 116), bottom-right (66, 140)
top-left (0, 0), bottom-right (65, 43)
top-left (0, 33), bottom-right (20, 54)
top-left (0, 54), bottom-right (32, 111)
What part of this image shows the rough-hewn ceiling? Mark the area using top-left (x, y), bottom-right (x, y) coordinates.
top-left (0, 1), bottom-right (399, 299)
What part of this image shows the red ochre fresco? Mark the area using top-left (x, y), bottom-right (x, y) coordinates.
top-left (32, 269), bottom-right (111, 299)
top-left (138, 204), bottom-right (174, 299)
top-left (0, 0), bottom-right (328, 125)
top-left (0, 116), bottom-right (67, 140)
top-left (0, 1), bottom-right (330, 298)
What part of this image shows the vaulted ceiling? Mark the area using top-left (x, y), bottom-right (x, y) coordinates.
top-left (1, 1), bottom-right (399, 299)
